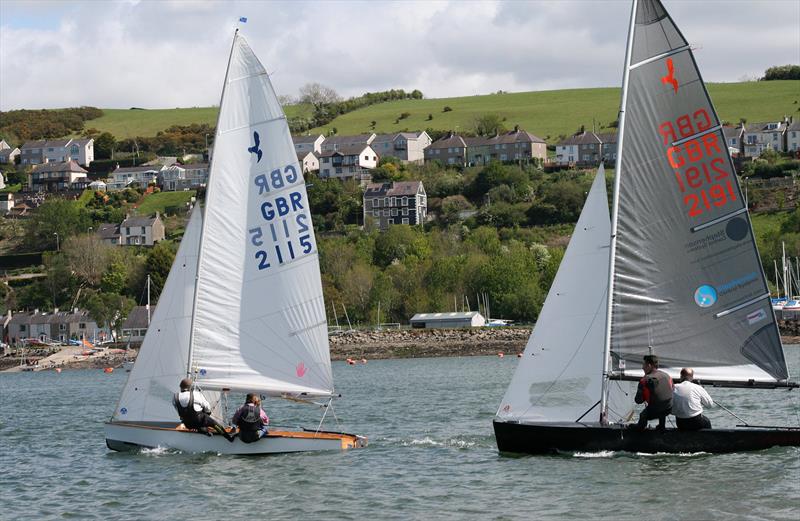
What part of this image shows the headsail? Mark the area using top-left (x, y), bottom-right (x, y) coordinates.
top-left (189, 33), bottom-right (333, 397)
top-left (113, 208), bottom-right (219, 421)
top-left (497, 167), bottom-right (633, 423)
top-left (608, 0), bottom-right (788, 382)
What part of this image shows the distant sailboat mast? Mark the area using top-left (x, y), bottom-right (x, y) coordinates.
top-left (600, 0), bottom-right (638, 424)
top-left (185, 30), bottom-right (239, 378)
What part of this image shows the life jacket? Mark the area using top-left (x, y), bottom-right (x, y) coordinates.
top-left (173, 391), bottom-right (204, 429)
top-left (237, 403), bottom-right (264, 443)
top-left (639, 369), bottom-right (673, 412)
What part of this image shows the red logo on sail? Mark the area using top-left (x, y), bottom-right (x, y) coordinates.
top-left (661, 58), bottom-right (679, 93)
top-left (296, 362), bottom-right (307, 378)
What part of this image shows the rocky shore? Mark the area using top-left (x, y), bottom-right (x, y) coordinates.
top-left (2, 323), bottom-right (798, 372)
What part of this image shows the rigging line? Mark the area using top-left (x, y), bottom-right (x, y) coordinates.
top-left (315, 397), bottom-right (332, 435)
top-left (713, 399), bottom-right (749, 426)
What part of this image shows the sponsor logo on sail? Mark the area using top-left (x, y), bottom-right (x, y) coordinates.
top-left (717, 271), bottom-right (759, 297)
top-left (746, 308), bottom-right (767, 325)
top-left (694, 285), bottom-right (717, 307)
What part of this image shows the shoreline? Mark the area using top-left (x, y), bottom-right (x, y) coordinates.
top-left (3, 327), bottom-right (798, 372)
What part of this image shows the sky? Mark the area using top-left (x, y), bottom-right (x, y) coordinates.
top-left (1, 0), bottom-right (798, 111)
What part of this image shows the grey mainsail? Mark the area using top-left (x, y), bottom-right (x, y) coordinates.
top-left (608, 0), bottom-right (788, 382)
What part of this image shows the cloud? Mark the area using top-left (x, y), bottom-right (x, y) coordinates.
top-left (0, 0), bottom-right (797, 110)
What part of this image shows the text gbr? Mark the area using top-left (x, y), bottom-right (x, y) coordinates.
top-left (249, 164), bottom-right (313, 270)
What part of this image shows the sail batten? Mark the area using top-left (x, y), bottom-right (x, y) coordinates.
top-left (606, 0), bottom-right (788, 384)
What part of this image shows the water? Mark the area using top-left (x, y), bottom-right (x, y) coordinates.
top-left (2, 349), bottom-right (799, 520)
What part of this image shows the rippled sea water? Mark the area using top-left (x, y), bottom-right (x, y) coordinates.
top-left (1, 348), bottom-right (799, 520)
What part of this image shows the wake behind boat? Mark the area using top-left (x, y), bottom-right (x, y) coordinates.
top-left (493, 0), bottom-right (800, 455)
top-left (105, 30), bottom-right (366, 455)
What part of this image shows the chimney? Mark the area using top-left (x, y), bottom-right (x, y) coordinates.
top-left (514, 125), bottom-right (519, 133)
top-left (74, 308), bottom-right (79, 314)
top-left (54, 307), bottom-right (59, 314)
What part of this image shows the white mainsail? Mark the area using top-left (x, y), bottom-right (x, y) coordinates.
top-left (189, 33), bottom-right (333, 397)
top-left (113, 208), bottom-right (221, 422)
top-left (497, 167), bottom-right (633, 423)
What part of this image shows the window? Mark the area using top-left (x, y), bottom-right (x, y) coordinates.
top-left (79, 323), bottom-right (86, 329)
top-left (402, 208), bottom-right (408, 216)
top-left (335, 168), bottom-right (342, 174)
top-left (141, 226), bottom-right (146, 234)
top-left (373, 210), bottom-right (380, 217)
top-left (402, 218), bottom-right (409, 224)
top-left (382, 209), bottom-right (389, 217)
top-left (364, 155), bottom-right (368, 161)
top-left (71, 145), bottom-right (79, 155)
top-left (391, 209), bottom-right (398, 216)
top-left (322, 157), bottom-right (330, 163)
top-left (384, 197), bottom-right (389, 206)
top-left (373, 156), bottom-right (377, 161)
top-left (374, 199), bottom-right (381, 208)
top-left (390, 197), bottom-right (396, 206)
top-left (20, 325), bottom-right (26, 332)
top-left (60, 323), bottom-right (67, 331)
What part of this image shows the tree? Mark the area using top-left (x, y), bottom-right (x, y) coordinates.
top-left (63, 234), bottom-right (112, 287)
top-left (298, 83), bottom-right (341, 107)
top-left (94, 132), bottom-right (116, 159)
top-left (83, 291), bottom-right (135, 340)
top-left (373, 226), bottom-right (431, 268)
top-left (24, 199), bottom-right (91, 251)
top-left (146, 241), bottom-right (177, 301)
top-left (762, 65), bottom-right (800, 81)
top-left (472, 113), bottom-right (507, 136)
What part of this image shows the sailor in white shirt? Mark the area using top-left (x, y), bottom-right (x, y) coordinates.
top-left (672, 368), bottom-right (714, 430)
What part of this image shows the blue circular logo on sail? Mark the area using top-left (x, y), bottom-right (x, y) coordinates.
top-left (199, 368), bottom-right (207, 376)
top-left (120, 407), bottom-right (127, 415)
top-left (694, 285), bottom-right (717, 308)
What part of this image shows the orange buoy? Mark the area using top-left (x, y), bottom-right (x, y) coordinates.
top-left (346, 358), bottom-right (355, 365)
top-left (497, 352), bottom-right (504, 358)
top-left (361, 358), bottom-right (367, 364)
top-left (104, 367), bottom-right (114, 373)
top-left (55, 368), bottom-right (62, 373)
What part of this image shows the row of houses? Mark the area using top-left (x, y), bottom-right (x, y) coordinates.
top-left (4, 308), bottom-right (109, 346)
top-left (0, 138), bottom-right (94, 166)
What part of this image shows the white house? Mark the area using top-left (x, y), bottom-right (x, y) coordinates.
top-left (743, 121), bottom-right (786, 157)
top-left (320, 133), bottom-right (375, 152)
top-left (786, 121), bottom-right (800, 153)
top-left (120, 213), bottom-right (165, 246)
top-left (19, 138), bottom-right (94, 166)
top-left (0, 140), bottom-right (19, 164)
top-left (317, 144), bottom-right (378, 184)
top-left (722, 125), bottom-right (745, 156)
top-left (28, 161), bottom-right (88, 192)
top-left (371, 132), bottom-right (432, 164)
top-left (109, 165), bottom-right (162, 190)
top-left (297, 151), bottom-right (319, 173)
top-left (292, 134), bottom-right (324, 155)
top-left (159, 163), bottom-right (209, 191)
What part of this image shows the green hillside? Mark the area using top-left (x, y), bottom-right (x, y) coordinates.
top-left (85, 81), bottom-right (798, 142)
top-left (87, 104), bottom-right (311, 139)
top-left (312, 81), bottom-right (800, 140)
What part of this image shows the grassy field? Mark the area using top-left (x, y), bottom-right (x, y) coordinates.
top-left (135, 190), bottom-right (196, 216)
top-left (79, 80), bottom-right (799, 143)
top-left (311, 81), bottom-right (800, 140)
top-left (85, 104), bottom-right (311, 139)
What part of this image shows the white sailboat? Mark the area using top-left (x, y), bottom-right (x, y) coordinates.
top-left (494, 0), bottom-right (799, 454)
top-left (105, 30), bottom-right (366, 454)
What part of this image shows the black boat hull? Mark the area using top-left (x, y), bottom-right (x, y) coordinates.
top-left (493, 420), bottom-right (800, 454)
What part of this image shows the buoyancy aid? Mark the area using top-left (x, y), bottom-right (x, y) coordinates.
top-left (237, 403), bottom-right (264, 443)
top-left (639, 369), bottom-right (673, 412)
top-left (173, 391), bottom-right (204, 428)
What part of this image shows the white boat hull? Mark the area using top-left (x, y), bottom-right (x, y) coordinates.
top-left (105, 421), bottom-right (366, 455)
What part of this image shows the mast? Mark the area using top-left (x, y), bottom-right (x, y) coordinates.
top-left (186, 29), bottom-right (239, 377)
top-left (146, 274), bottom-right (151, 325)
top-left (782, 242), bottom-right (789, 299)
top-left (600, 0), bottom-right (638, 424)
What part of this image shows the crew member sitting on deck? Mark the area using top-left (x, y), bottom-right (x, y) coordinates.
top-left (672, 368), bottom-right (714, 430)
top-left (173, 378), bottom-right (235, 442)
top-left (231, 393), bottom-right (270, 443)
top-left (634, 355), bottom-right (673, 431)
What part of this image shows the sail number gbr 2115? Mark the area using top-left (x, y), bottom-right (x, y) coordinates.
top-left (248, 165), bottom-right (314, 270)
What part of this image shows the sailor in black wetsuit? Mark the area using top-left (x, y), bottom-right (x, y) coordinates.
top-left (231, 393), bottom-right (270, 443)
top-left (173, 378), bottom-right (235, 442)
top-left (634, 355), bottom-right (673, 431)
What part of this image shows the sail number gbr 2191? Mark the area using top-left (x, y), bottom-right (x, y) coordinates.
top-left (659, 108), bottom-right (736, 218)
top-left (248, 164), bottom-right (314, 270)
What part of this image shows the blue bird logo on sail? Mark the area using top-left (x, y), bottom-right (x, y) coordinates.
top-left (693, 285), bottom-right (717, 308)
top-left (248, 131), bottom-right (263, 162)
